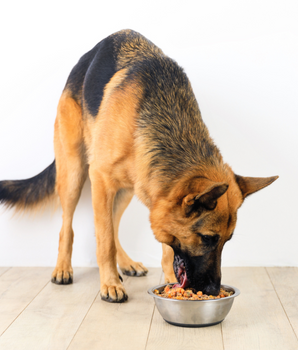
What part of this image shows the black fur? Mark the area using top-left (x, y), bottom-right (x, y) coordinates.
top-left (197, 233), bottom-right (220, 248)
top-left (65, 47), bottom-right (98, 104)
top-left (0, 161), bottom-right (56, 208)
top-left (131, 56), bottom-right (222, 184)
top-left (172, 247), bottom-right (221, 295)
top-left (65, 37), bottom-right (117, 116)
top-left (83, 37), bottom-right (117, 117)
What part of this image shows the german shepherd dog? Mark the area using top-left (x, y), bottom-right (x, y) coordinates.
top-left (0, 30), bottom-right (278, 302)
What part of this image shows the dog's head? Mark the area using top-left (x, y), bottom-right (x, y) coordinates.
top-left (150, 170), bottom-right (278, 295)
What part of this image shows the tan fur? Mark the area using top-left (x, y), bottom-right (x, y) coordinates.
top-left (1, 30), bottom-right (277, 301)
top-left (51, 92), bottom-right (88, 283)
top-left (113, 189), bottom-right (148, 276)
top-left (51, 71), bottom-right (276, 294)
top-left (114, 31), bottom-right (164, 71)
top-left (162, 243), bottom-right (176, 283)
top-left (51, 69), bottom-right (146, 297)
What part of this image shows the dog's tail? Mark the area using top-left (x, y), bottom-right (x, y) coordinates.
top-left (0, 160), bottom-right (57, 212)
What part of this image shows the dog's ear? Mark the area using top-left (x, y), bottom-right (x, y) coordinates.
top-left (182, 181), bottom-right (229, 215)
top-left (235, 175), bottom-right (279, 199)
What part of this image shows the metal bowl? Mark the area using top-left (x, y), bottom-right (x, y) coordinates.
top-left (148, 283), bottom-right (240, 327)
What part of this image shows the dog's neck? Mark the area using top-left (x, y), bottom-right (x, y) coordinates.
top-left (135, 161), bottom-right (232, 210)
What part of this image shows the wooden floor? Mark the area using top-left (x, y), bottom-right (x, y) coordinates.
top-left (0, 267), bottom-right (298, 350)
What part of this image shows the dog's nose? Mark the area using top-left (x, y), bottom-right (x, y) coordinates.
top-left (203, 282), bottom-right (220, 296)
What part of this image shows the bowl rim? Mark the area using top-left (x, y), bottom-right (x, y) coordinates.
top-left (148, 283), bottom-right (240, 302)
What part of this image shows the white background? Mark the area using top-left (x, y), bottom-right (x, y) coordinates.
top-left (0, 0), bottom-right (297, 268)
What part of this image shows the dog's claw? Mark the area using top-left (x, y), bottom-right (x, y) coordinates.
top-left (101, 293), bottom-right (128, 303)
top-left (122, 269), bottom-right (147, 277)
top-left (51, 276), bottom-right (73, 285)
top-left (51, 268), bottom-right (73, 285)
top-left (100, 284), bottom-right (128, 303)
top-left (120, 262), bottom-right (148, 277)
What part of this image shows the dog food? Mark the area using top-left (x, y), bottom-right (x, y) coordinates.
top-left (154, 285), bottom-right (233, 300)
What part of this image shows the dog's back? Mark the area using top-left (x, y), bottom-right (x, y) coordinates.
top-left (0, 29), bottom-right (224, 210)
top-left (67, 30), bottom-right (222, 186)
top-left (65, 30), bottom-right (163, 115)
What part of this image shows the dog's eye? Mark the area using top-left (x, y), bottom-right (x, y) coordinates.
top-left (201, 235), bottom-right (212, 244)
top-left (198, 233), bottom-right (219, 246)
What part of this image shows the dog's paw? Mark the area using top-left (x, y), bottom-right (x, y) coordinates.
top-left (120, 261), bottom-right (148, 277)
top-left (100, 283), bottom-right (128, 303)
top-left (51, 267), bottom-right (73, 285)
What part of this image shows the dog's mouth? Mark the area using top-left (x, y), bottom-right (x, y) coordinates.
top-left (172, 249), bottom-right (221, 295)
top-left (172, 254), bottom-right (190, 289)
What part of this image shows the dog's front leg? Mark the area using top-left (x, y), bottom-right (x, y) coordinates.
top-left (162, 243), bottom-right (178, 284)
top-left (89, 166), bottom-right (128, 303)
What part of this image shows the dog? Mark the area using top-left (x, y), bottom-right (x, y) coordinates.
top-left (0, 29), bottom-right (278, 302)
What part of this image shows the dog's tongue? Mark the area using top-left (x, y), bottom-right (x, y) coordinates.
top-left (173, 262), bottom-right (189, 289)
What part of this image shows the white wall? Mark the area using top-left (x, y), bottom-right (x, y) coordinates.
top-left (0, 0), bottom-right (297, 268)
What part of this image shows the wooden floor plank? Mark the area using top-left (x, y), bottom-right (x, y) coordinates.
top-left (68, 267), bottom-right (162, 350)
top-left (221, 267), bottom-right (298, 350)
top-left (0, 267), bottom-right (10, 277)
top-left (1, 266), bottom-right (297, 350)
top-left (146, 308), bottom-right (224, 350)
top-left (145, 272), bottom-right (224, 350)
top-left (0, 267), bottom-right (100, 350)
top-left (0, 267), bottom-right (52, 335)
top-left (266, 267), bottom-right (298, 339)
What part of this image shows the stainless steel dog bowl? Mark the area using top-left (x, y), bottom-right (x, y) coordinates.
top-left (148, 283), bottom-right (240, 327)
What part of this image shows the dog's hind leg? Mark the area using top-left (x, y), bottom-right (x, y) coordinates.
top-left (113, 189), bottom-right (148, 277)
top-left (51, 93), bottom-right (88, 284)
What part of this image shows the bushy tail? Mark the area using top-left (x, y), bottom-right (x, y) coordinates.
top-left (0, 160), bottom-right (57, 211)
